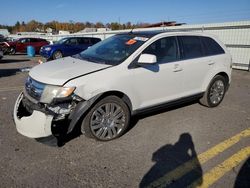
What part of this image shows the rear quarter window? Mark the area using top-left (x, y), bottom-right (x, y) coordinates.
top-left (200, 36), bottom-right (225, 56)
top-left (91, 38), bottom-right (101, 44)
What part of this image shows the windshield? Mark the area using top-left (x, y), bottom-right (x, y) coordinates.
top-left (78, 34), bottom-right (149, 65)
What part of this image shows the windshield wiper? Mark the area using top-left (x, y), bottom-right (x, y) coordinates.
top-left (77, 54), bottom-right (107, 64)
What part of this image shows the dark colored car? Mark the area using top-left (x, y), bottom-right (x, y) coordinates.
top-left (4, 38), bottom-right (50, 54)
top-left (40, 37), bottom-right (101, 60)
top-left (0, 47), bottom-right (3, 60)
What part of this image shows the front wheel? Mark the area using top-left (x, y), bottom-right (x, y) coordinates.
top-left (200, 75), bottom-right (227, 107)
top-left (9, 47), bottom-right (16, 55)
top-left (52, 51), bottom-right (63, 60)
top-left (81, 96), bottom-right (130, 141)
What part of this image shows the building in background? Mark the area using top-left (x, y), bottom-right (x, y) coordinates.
top-left (0, 29), bottom-right (10, 37)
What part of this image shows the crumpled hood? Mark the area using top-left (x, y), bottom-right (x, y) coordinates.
top-left (29, 57), bottom-right (111, 85)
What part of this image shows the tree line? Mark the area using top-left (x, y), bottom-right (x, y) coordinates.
top-left (0, 20), bottom-right (151, 34)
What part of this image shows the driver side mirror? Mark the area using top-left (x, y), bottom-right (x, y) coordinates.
top-left (138, 54), bottom-right (157, 64)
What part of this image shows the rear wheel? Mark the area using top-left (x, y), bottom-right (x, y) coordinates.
top-left (52, 51), bottom-right (63, 59)
top-left (200, 75), bottom-right (227, 107)
top-left (81, 96), bottom-right (130, 141)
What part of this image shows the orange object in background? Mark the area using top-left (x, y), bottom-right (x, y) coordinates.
top-left (126, 39), bottom-right (137, 45)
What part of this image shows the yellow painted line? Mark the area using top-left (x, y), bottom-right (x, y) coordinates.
top-left (0, 86), bottom-right (23, 92)
top-left (147, 128), bottom-right (250, 187)
top-left (189, 147), bottom-right (250, 188)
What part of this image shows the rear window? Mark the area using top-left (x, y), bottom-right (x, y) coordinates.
top-left (90, 38), bottom-right (101, 44)
top-left (201, 36), bottom-right (225, 56)
top-left (179, 36), bottom-right (203, 59)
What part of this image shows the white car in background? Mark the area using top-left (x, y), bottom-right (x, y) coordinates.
top-left (14, 31), bottom-right (232, 142)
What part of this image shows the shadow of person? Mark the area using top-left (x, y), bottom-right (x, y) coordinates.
top-left (140, 133), bottom-right (202, 188)
top-left (234, 157), bottom-right (250, 188)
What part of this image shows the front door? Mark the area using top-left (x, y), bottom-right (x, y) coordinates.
top-left (16, 38), bottom-right (31, 53)
top-left (64, 38), bottom-right (79, 56)
top-left (130, 36), bottom-right (185, 109)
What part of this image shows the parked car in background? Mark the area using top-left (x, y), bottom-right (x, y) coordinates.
top-left (2, 38), bottom-right (49, 54)
top-left (40, 37), bottom-right (101, 60)
top-left (14, 31), bottom-right (232, 142)
top-left (0, 37), bottom-right (17, 54)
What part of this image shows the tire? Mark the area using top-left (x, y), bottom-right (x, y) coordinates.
top-left (81, 96), bottom-right (130, 141)
top-left (52, 51), bottom-right (63, 60)
top-left (200, 75), bottom-right (227, 107)
top-left (9, 47), bottom-right (16, 55)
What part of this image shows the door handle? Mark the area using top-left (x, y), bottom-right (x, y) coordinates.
top-left (173, 64), bottom-right (183, 72)
top-left (208, 61), bottom-right (215, 65)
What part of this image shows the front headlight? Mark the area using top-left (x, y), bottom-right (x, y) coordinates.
top-left (44, 47), bottom-right (51, 51)
top-left (40, 85), bottom-right (75, 103)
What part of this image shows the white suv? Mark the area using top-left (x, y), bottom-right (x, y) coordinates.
top-left (14, 31), bottom-right (232, 141)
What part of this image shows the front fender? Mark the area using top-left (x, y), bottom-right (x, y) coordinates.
top-left (67, 93), bottom-right (102, 133)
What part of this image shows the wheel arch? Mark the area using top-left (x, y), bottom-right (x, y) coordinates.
top-left (52, 49), bottom-right (63, 59)
top-left (96, 90), bottom-right (133, 114)
top-left (67, 90), bottom-right (133, 134)
top-left (216, 72), bottom-right (229, 84)
top-left (202, 71), bottom-right (230, 92)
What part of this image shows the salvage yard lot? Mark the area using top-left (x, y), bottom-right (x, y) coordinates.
top-left (0, 54), bottom-right (249, 188)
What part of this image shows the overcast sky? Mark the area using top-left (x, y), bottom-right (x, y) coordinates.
top-left (1, 0), bottom-right (250, 25)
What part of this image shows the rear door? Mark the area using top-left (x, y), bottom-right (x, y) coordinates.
top-left (177, 36), bottom-right (210, 96)
top-left (78, 38), bottom-right (91, 52)
top-left (30, 38), bottom-right (41, 52)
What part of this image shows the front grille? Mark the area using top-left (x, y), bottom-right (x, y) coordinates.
top-left (25, 77), bottom-right (45, 101)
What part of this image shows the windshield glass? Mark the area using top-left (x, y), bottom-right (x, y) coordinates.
top-left (78, 34), bottom-right (149, 65)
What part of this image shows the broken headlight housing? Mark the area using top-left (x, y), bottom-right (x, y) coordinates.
top-left (40, 85), bottom-right (75, 104)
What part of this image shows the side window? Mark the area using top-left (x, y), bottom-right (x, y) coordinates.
top-left (201, 36), bottom-right (225, 56)
top-left (180, 36), bottom-right (203, 59)
top-left (30, 38), bottom-right (38, 43)
top-left (20, 38), bottom-right (29, 43)
top-left (91, 38), bottom-right (101, 44)
top-left (142, 37), bottom-right (179, 64)
top-left (79, 38), bottom-right (90, 45)
top-left (66, 38), bottom-right (78, 45)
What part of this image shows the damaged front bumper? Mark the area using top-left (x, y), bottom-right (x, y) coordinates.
top-left (13, 88), bottom-right (101, 140)
top-left (14, 93), bottom-right (54, 138)
top-left (13, 91), bottom-right (81, 139)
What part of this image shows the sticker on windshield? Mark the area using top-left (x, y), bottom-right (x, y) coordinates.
top-left (126, 39), bottom-right (137, 45)
top-left (133, 37), bottom-right (149, 42)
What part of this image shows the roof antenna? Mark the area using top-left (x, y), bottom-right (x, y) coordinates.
top-left (129, 26), bottom-right (135, 34)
